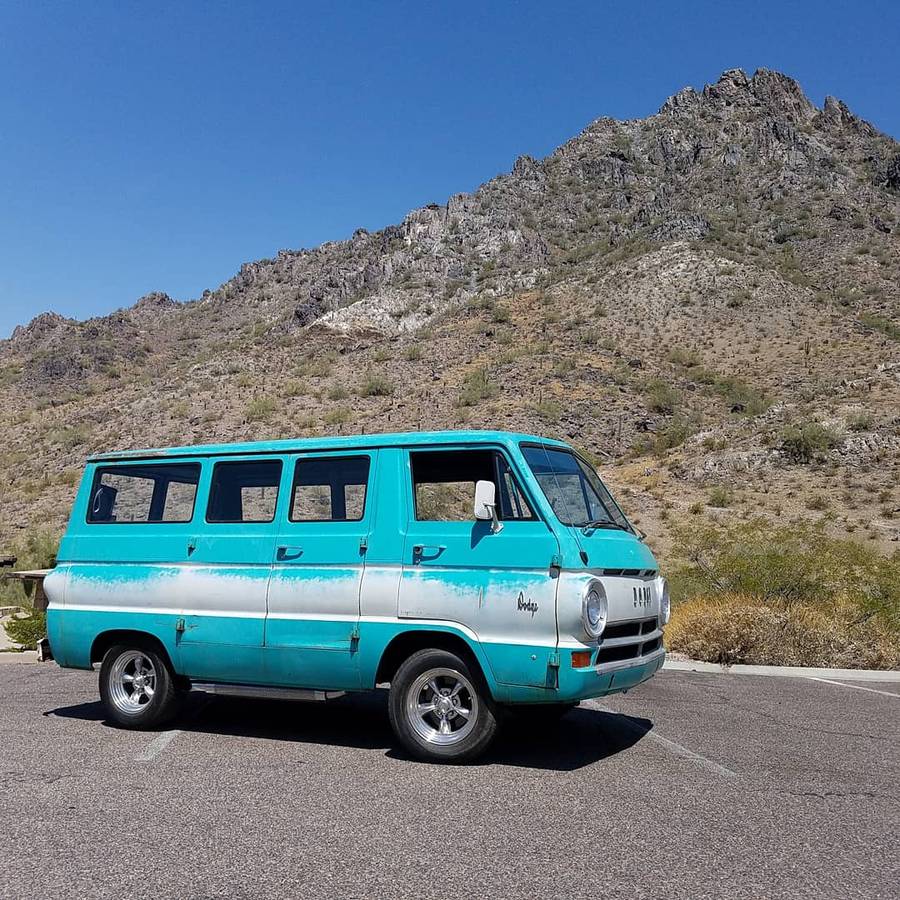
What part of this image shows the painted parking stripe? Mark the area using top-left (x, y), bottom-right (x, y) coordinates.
top-left (592, 704), bottom-right (738, 777)
top-left (807, 677), bottom-right (900, 698)
top-left (135, 729), bottom-right (182, 762)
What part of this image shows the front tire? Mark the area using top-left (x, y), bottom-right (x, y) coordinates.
top-left (99, 643), bottom-right (180, 729)
top-left (388, 648), bottom-right (498, 763)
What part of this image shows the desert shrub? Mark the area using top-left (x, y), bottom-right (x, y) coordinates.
top-left (533, 400), bottom-right (563, 422)
top-left (711, 375), bottom-right (769, 415)
top-left (665, 522), bottom-right (900, 668)
top-left (666, 594), bottom-right (899, 668)
top-left (3, 610), bottom-right (47, 651)
top-left (323, 407), bottom-right (351, 426)
top-left (358, 372), bottom-right (394, 397)
top-left (667, 348), bottom-right (702, 368)
top-left (245, 397), bottom-right (276, 422)
top-left (644, 379), bottom-right (680, 414)
top-left (0, 529), bottom-right (59, 606)
top-left (707, 486), bottom-right (733, 508)
top-left (779, 422), bottom-right (842, 463)
top-left (47, 425), bottom-right (91, 449)
top-left (457, 368), bottom-right (500, 407)
top-left (665, 520), bottom-right (900, 669)
top-left (859, 313), bottom-right (900, 341)
top-left (653, 418), bottom-right (694, 454)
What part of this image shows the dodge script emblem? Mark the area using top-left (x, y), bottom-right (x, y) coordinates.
top-left (633, 585), bottom-right (652, 608)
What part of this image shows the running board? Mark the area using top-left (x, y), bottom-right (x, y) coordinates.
top-left (189, 682), bottom-right (346, 702)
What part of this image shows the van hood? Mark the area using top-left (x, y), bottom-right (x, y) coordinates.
top-left (571, 527), bottom-right (658, 571)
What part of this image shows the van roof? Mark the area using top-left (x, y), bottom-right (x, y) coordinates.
top-left (86, 430), bottom-right (573, 463)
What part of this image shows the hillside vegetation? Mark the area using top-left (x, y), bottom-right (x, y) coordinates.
top-left (0, 69), bottom-right (898, 664)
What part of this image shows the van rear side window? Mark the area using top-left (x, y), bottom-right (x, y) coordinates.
top-left (87, 463), bottom-right (201, 524)
top-left (290, 456), bottom-right (370, 521)
top-left (207, 460), bottom-right (282, 523)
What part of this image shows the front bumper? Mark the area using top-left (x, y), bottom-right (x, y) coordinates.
top-left (556, 646), bottom-right (666, 702)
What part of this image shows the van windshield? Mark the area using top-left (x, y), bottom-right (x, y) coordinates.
top-left (521, 445), bottom-right (633, 532)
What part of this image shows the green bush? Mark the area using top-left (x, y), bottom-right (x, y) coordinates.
top-left (245, 397), bottom-right (276, 422)
top-left (3, 610), bottom-right (46, 651)
top-left (457, 368), bottom-right (500, 407)
top-left (653, 418), bottom-right (694, 455)
top-left (358, 372), bottom-right (394, 397)
top-left (0, 530), bottom-right (59, 605)
top-left (780, 422), bottom-right (841, 463)
top-left (665, 521), bottom-right (900, 668)
top-left (644, 379), bottom-right (680, 414)
top-left (668, 520), bottom-right (900, 630)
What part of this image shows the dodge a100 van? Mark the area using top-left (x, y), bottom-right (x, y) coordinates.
top-left (45, 430), bottom-right (667, 762)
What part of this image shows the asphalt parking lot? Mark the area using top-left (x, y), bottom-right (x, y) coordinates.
top-left (1, 657), bottom-right (897, 900)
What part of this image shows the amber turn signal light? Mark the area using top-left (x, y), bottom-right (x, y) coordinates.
top-left (571, 650), bottom-right (593, 668)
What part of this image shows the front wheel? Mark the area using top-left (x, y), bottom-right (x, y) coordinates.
top-left (388, 649), bottom-right (498, 763)
top-left (99, 643), bottom-right (181, 729)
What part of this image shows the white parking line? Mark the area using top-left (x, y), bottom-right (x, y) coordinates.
top-left (806, 677), bottom-right (900, 698)
top-left (592, 704), bottom-right (738, 778)
top-left (135, 729), bottom-right (182, 762)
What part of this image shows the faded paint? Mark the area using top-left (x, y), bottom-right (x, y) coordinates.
top-left (47, 430), bottom-right (665, 703)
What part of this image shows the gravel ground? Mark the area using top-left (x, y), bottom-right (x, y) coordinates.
top-left (1, 659), bottom-right (897, 899)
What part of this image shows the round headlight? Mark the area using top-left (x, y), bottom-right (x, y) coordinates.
top-left (659, 577), bottom-right (671, 626)
top-left (582, 580), bottom-right (608, 638)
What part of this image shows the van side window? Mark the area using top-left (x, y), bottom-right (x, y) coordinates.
top-left (87, 463), bottom-right (201, 524)
top-left (207, 460), bottom-right (282, 523)
top-left (410, 450), bottom-right (534, 521)
top-left (290, 456), bottom-right (370, 521)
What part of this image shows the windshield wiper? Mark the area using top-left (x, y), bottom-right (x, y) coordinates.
top-left (580, 520), bottom-right (630, 532)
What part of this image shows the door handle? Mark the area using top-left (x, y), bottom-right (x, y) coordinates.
top-left (276, 545), bottom-right (303, 561)
top-left (412, 544), bottom-right (446, 564)
top-left (187, 537), bottom-right (198, 555)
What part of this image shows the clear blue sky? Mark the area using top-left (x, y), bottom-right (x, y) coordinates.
top-left (1, 0), bottom-right (897, 338)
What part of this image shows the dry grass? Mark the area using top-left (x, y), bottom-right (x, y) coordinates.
top-left (666, 593), bottom-right (900, 669)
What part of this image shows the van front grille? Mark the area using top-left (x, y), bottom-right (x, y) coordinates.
top-left (603, 621), bottom-right (642, 640)
top-left (596, 644), bottom-right (640, 665)
top-left (594, 617), bottom-right (663, 668)
top-left (601, 568), bottom-right (657, 578)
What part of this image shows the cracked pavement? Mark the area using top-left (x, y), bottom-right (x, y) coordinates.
top-left (1, 659), bottom-right (897, 899)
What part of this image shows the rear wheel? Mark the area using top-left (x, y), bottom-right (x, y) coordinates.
top-left (388, 648), bottom-right (498, 763)
top-left (99, 643), bottom-right (181, 729)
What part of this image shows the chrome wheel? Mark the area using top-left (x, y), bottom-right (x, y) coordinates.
top-left (405, 667), bottom-right (479, 746)
top-left (108, 650), bottom-right (157, 715)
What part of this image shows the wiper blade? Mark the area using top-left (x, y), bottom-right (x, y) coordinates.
top-left (580, 520), bottom-right (629, 532)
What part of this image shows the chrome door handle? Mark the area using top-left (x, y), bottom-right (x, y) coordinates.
top-left (412, 544), bottom-right (446, 563)
top-left (276, 545), bottom-right (303, 561)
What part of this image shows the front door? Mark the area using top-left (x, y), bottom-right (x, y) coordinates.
top-left (398, 446), bottom-right (560, 687)
top-left (264, 450), bottom-right (374, 689)
top-left (178, 456), bottom-right (283, 683)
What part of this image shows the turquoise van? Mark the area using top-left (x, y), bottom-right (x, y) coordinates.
top-left (45, 430), bottom-right (667, 762)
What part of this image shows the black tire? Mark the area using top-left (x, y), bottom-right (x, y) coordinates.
top-left (388, 648), bottom-right (498, 763)
top-left (99, 642), bottom-right (181, 729)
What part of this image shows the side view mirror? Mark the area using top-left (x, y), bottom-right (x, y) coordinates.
top-left (474, 480), bottom-right (503, 533)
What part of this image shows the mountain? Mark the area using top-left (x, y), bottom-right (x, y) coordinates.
top-left (0, 68), bottom-right (898, 557)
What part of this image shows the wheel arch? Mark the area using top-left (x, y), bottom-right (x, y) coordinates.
top-left (373, 627), bottom-right (500, 698)
top-left (90, 629), bottom-right (175, 671)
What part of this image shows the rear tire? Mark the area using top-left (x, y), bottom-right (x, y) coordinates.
top-left (99, 643), bottom-right (181, 729)
top-left (388, 648), bottom-right (498, 763)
